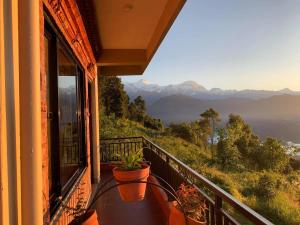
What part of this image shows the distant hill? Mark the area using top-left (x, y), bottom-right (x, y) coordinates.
top-left (148, 94), bottom-right (300, 121)
top-left (125, 80), bottom-right (300, 105)
top-left (124, 80), bottom-right (300, 142)
top-left (148, 94), bottom-right (300, 142)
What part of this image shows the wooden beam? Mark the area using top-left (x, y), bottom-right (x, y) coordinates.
top-left (97, 49), bottom-right (147, 66)
top-left (100, 65), bottom-right (145, 76)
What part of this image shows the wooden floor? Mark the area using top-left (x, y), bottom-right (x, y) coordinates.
top-left (94, 171), bottom-right (167, 225)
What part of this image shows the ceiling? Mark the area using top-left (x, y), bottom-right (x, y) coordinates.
top-left (94, 0), bottom-right (168, 49)
top-left (77, 0), bottom-right (186, 76)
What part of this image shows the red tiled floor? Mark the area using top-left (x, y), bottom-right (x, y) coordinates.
top-left (94, 171), bottom-right (167, 225)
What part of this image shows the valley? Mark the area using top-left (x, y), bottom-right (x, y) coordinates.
top-left (125, 80), bottom-right (300, 142)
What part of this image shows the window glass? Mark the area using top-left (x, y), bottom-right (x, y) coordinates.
top-left (57, 44), bottom-right (80, 188)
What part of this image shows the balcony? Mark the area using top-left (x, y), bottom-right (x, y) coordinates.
top-left (97, 137), bottom-right (274, 225)
top-left (93, 171), bottom-right (167, 225)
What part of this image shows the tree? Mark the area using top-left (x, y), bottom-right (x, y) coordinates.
top-left (128, 96), bottom-right (146, 122)
top-left (133, 96), bottom-right (146, 112)
top-left (200, 108), bottom-right (220, 146)
top-left (256, 138), bottom-right (289, 172)
top-left (134, 96), bottom-right (146, 121)
top-left (192, 119), bottom-right (211, 149)
top-left (226, 114), bottom-right (246, 140)
top-left (225, 114), bottom-right (260, 168)
top-left (216, 128), bottom-right (241, 170)
top-left (100, 76), bottom-right (128, 118)
top-left (215, 114), bottom-right (262, 170)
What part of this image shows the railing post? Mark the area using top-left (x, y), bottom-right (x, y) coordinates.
top-left (142, 137), bottom-right (149, 161)
top-left (215, 195), bottom-right (223, 225)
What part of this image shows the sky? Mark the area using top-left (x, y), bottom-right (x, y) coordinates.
top-left (122, 0), bottom-right (300, 91)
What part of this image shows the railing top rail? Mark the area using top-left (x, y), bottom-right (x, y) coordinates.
top-left (100, 136), bottom-right (143, 141)
top-left (100, 136), bottom-right (274, 225)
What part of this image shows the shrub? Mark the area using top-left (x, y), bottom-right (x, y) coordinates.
top-left (143, 115), bottom-right (164, 131)
top-left (256, 138), bottom-right (289, 172)
top-left (200, 168), bottom-right (242, 199)
top-left (256, 173), bottom-right (280, 198)
top-left (257, 192), bottom-right (300, 225)
top-left (290, 158), bottom-right (300, 171)
top-left (169, 123), bottom-right (194, 142)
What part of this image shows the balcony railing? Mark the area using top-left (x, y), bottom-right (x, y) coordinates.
top-left (100, 137), bottom-right (274, 225)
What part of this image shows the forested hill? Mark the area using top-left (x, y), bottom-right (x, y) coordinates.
top-left (149, 94), bottom-right (300, 121)
top-left (148, 94), bottom-right (300, 142)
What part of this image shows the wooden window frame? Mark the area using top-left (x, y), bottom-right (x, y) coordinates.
top-left (44, 11), bottom-right (87, 217)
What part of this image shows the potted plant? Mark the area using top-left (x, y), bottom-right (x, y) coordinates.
top-left (169, 183), bottom-right (207, 225)
top-left (112, 149), bottom-right (150, 202)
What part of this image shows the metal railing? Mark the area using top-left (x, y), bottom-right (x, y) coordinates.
top-left (100, 136), bottom-right (274, 225)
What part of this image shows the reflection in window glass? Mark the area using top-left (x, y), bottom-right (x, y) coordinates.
top-left (57, 45), bottom-right (80, 188)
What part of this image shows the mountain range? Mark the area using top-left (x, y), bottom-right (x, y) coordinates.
top-left (124, 80), bottom-right (300, 142)
top-left (125, 79), bottom-right (300, 105)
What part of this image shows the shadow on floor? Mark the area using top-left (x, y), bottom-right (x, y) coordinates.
top-left (94, 171), bottom-right (167, 225)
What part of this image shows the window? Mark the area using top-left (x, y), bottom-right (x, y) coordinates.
top-left (44, 19), bottom-right (86, 215)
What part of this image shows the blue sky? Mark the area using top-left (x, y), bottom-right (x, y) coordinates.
top-left (122, 0), bottom-right (300, 91)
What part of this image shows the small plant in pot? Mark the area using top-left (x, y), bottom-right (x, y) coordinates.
top-left (169, 183), bottom-right (207, 225)
top-left (112, 149), bottom-right (150, 202)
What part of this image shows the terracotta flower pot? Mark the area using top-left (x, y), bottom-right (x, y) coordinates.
top-left (169, 202), bottom-right (206, 225)
top-left (112, 164), bottom-right (150, 202)
top-left (68, 210), bottom-right (99, 225)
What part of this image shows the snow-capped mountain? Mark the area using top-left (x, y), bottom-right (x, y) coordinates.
top-left (164, 81), bottom-right (207, 95)
top-left (124, 80), bottom-right (300, 104)
top-left (124, 79), bottom-right (161, 92)
top-left (125, 80), bottom-right (206, 94)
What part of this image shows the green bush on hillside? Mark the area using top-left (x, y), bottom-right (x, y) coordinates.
top-left (143, 115), bottom-right (164, 131)
top-left (256, 192), bottom-right (300, 225)
top-left (256, 173), bottom-right (280, 198)
top-left (169, 123), bottom-right (194, 142)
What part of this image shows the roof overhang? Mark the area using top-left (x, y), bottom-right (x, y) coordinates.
top-left (76, 0), bottom-right (186, 76)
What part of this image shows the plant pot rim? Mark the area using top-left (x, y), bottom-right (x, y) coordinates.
top-left (113, 163), bottom-right (150, 172)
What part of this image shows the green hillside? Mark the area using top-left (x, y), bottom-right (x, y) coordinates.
top-left (101, 114), bottom-right (300, 225)
top-left (99, 76), bottom-right (300, 225)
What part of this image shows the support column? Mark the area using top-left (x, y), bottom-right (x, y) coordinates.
top-left (0, 0), bottom-right (22, 224)
top-left (91, 68), bottom-right (100, 182)
top-left (0, 0), bottom-right (6, 223)
top-left (19, 0), bottom-right (43, 224)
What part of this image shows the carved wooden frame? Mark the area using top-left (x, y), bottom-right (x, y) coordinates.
top-left (44, 0), bottom-right (96, 80)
